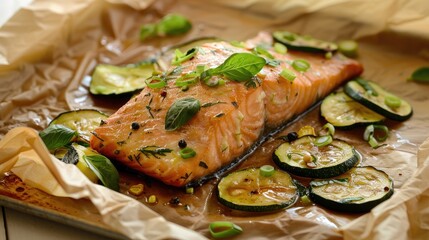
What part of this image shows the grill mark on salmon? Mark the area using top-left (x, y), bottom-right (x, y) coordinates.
top-left (90, 32), bottom-right (363, 187)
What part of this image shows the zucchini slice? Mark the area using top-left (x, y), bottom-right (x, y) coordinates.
top-left (309, 166), bottom-right (394, 212)
top-left (273, 136), bottom-right (359, 178)
top-left (217, 167), bottom-right (299, 212)
top-left (49, 109), bottom-right (108, 143)
top-left (321, 91), bottom-right (385, 128)
top-left (90, 60), bottom-right (155, 95)
top-left (272, 31), bottom-right (338, 53)
top-left (344, 78), bottom-right (413, 121)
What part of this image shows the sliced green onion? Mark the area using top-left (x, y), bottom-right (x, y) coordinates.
top-left (179, 147), bottom-right (196, 159)
top-left (175, 72), bottom-right (199, 87)
top-left (274, 42), bottom-right (287, 54)
top-left (409, 67), bottom-right (429, 83)
top-left (321, 123), bottom-right (335, 136)
top-left (363, 125), bottom-right (374, 141)
top-left (384, 95), bottom-right (401, 109)
top-left (373, 125), bottom-right (389, 142)
top-left (314, 135), bottom-right (333, 147)
top-left (300, 195), bottom-right (312, 204)
top-left (253, 45), bottom-right (274, 59)
top-left (260, 165), bottom-right (275, 177)
top-left (338, 40), bottom-right (358, 58)
top-left (209, 221), bottom-right (243, 239)
top-left (145, 76), bottom-right (166, 89)
top-left (230, 40), bottom-right (246, 48)
top-left (172, 47), bottom-right (198, 66)
top-left (325, 51), bottom-right (333, 59)
top-left (280, 69), bottom-right (296, 82)
top-left (292, 59), bottom-right (310, 72)
top-left (185, 187), bottom-right (194, 194)
top-left (368, 135), bottom-right (379, 148)
top-left (364, 124), bottom-right (389, 148)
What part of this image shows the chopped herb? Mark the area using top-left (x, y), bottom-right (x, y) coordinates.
top-left (214, 113), bottom-right (225, 118)
top-left (201, 101), bottom-right (226, 108)
top-left (199, 161), bottom-right (208, 169)
top-left (139, 146), bottom-right (173, 159)
top-left (231, 101), bottom-right (238, 108)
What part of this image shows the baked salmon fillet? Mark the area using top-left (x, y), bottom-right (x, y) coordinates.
top-left (90, 32), bottom-right (363, 187)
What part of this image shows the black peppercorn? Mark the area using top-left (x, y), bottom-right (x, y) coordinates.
top-left (178, 139), bottom-right (187, 149)
top-left (169, 196), bottom-right (181, 205)
top-left (287, 132), bottom-right (298, 142)
top-left (131, 122), bottom-right (140, 130)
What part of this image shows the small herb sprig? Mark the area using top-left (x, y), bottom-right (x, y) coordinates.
top-left (139, 146), bottom-right (173, 159)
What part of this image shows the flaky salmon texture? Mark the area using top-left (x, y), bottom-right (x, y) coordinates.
top-left (90, 32), bottom-right (363, 187)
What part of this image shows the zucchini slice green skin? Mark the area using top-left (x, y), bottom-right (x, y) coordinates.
top-left (217, 167), bottom-right (299, 212)
top-left (344, 79), bottom-right (413, 121)
top-left (272, 31), bottom-right (338, 53)
top-left (90, 61), bottom-right (155, 95)
top-left (309, 166), bottom-right (394, 213)
top-left (273, 136), bottom-right (359, 179)
top-left (321, 91), bottom-right (385, 128)
top-left (50, 109), bottom-right (108, 143)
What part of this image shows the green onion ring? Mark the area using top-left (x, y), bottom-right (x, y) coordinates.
top-left (209, 221), bottom-right (243, 239)
top-left (172, 47), bottom-right (198, 66)
top-left (321, 123), bottom-right (335, 136)
top-left (145, 76), bottom-right (166, 89)
top-left (260, 165), bottom-right (275, 177)
top-left (368, 135), bottom-right (379, 148)
top-left (292, 59), bottom-right (310, 72)
top-left (179, 147), bottom-right (196, 159)
top-left (384, 95), bottom-right (401, 109)
top-left (314, 135), bottom-right (333, 147)
top-left (280, 68), bottom-right (296, 82)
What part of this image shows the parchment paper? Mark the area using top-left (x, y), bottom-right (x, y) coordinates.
top-left (1, 0), bottom-right (429, 239)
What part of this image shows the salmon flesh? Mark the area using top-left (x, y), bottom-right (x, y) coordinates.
top-left (90, 32), bottom-right (363, 187)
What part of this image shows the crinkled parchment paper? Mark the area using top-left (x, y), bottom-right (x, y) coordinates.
top-left (1, 0), bottom-right (429, 239)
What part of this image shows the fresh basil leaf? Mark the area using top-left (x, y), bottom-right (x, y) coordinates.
top-left (410, 67), bottom-right (429, 83)
top-left (39, 124), bottom-right (77, 150)
top-left (84, 154), bottom-right (120, 191)
top-left (156, 14), bottom-right (192, 36)
top-left (165, 98), bottom-right (201, 131)
top-left (203, 53), bottom-right (265, 82)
